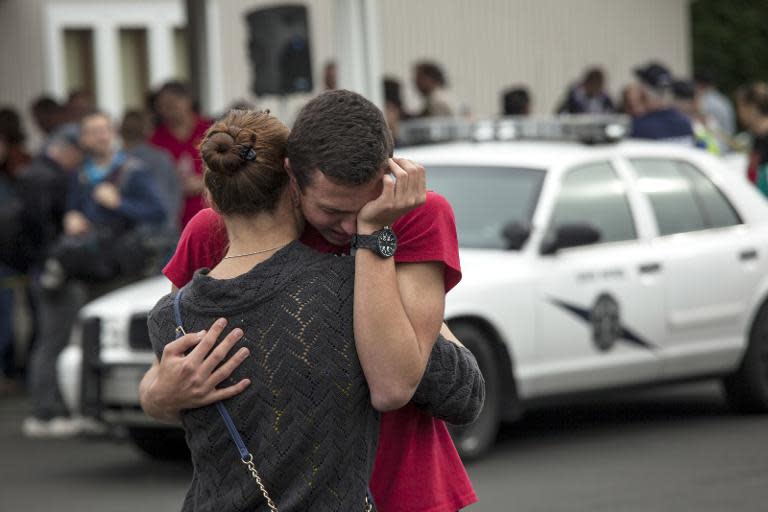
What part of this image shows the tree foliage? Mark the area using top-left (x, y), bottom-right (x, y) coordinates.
top-left (692, 0), bottom-right (768, 96)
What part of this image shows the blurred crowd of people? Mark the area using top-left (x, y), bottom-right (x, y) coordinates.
top-left (504, 62), bottom-right (740, 155)
top-left (364, 58), bottom-right (750, 160)
top-left (0, 80), bottom-right (214, 434)
top-left (384, 58), bottom-right (768, 201)
top-left (2, 56), bottom-right (768, 434)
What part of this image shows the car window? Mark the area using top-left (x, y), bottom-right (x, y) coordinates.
top-left (427, 165), bottom-right (545, 249)
top-left (631, 158), bottom-right (740, 236)
top-left (549, 161), bottom-right (637, 244)
top-left (677, 161), bottom-right (742, 228)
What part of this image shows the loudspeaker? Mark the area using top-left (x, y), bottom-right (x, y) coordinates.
top-left (246, 5), bottom-right (313, 96)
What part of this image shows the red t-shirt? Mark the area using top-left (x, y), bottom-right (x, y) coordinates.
top-left (163, 192), bottom-right (476, 511)
top-left (150, 116), bottom-right (213, 227)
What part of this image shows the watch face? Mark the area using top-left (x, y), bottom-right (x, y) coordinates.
top-left (377, 229), bottom-right (397, 257)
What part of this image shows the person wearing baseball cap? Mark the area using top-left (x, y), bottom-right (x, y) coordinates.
top-left (630, 61), bottom-right (695, 144)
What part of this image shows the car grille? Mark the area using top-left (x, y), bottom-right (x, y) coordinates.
top-left (128, 314), bottom-right (153, 351)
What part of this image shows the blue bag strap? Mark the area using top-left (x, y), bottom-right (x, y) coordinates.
top-left (173, 288), bottom-right (250, 460)
top-left (172, 288), bottom-right (185, 337)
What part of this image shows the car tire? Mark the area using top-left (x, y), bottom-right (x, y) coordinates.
top-left (723, 303), bottom-right (768, 413)
top-left (128, 427), bottom-right (190, 460)
top-left (447, 322), bottom-right (502, 461)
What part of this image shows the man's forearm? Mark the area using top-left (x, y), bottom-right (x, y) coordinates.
top-left (139, 362), bottom-right (182, 424)
top-left (354, 249), bottom-right (429, 411)
top-left (411, 334), bottom-right (486, 426)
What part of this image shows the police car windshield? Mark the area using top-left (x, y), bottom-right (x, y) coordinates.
top-left (427, 165), bottom-right (545, 249)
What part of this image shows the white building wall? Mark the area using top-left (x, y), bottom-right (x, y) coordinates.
top-left (379, 0), bottom-right (691, 117)
top-left (208, 0), bottom-right (691, 120)
top-left (0, 0), bottom-right (49, 146)
top-left (0, 0), bottom-right (184, 147)
top-left (0, 0), bottom-right (692, 146)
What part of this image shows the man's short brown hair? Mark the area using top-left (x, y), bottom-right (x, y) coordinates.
top-left (287, 90), bottom-right (394, 189)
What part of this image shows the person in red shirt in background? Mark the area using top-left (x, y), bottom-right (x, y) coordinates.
top-left (149, 81), bottom-right (212, 227)
top-left (140, 90), bottom-right (481, 511)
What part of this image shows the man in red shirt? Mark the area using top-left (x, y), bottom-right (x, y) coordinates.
top-left (140, 91), bottom-right (479, 511)
top-left (149, 81), bottom-right (212, 227)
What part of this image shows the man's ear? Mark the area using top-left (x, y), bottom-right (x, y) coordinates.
top-left (284, 158), bottom-right (301, 205)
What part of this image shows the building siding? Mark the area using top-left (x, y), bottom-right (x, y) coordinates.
top-left (1, 0), bottom-right (691, 145)
top-left (0, 0), bottom-right (48, 146)
top-left (210, 0), bottom-right (690, 119)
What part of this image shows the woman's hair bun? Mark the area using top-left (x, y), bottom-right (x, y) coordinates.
top-left (199, 109), bottom-right (290, 216)
top-left (200, 130), bottom-right (242, 177)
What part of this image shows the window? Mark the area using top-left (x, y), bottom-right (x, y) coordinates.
top-left (64, 29), bottom-right (95, 97)
top-left (678, 161), bottom-right (742, 229)
top-left (174, 27), bottom-right (190, 82)
top-left (427, 166), bottom-right (545, 249)
top-left (632, 159), bottom-right (741, 236)
top-left (549, 161), bottom-right (637, 244)
top-left (119, 28), bottom-right (150, 110)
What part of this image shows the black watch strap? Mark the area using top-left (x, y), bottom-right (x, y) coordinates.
top-left (351, 227), bottom-right (397, 258)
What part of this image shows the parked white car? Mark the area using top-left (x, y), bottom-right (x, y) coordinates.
top-left (59, 125), bottom-right (768, 460)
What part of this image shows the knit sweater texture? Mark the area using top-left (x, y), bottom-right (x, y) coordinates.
top-left (148, 241), bottom-right (378, 511)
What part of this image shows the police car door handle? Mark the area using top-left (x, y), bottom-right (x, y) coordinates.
top-left (739, 249), bottom-right (758, 262)
top-left (639, 262), bottom-right (662, 274)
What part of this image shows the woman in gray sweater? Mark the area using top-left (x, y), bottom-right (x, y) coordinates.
top-left (148, 109), bottom-right (380, 511)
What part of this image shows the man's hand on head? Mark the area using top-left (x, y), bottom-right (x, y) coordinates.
top-left (357, 158), bottom-right (427, 234)
top-left (141, 318), bottom-right (251, 422)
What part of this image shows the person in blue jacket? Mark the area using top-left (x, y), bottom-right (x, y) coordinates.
top-left (24, 111), bottom-right (166, 438)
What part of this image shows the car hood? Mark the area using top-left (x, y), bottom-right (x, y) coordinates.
top-left (80, 276), bottom-right (170, 319)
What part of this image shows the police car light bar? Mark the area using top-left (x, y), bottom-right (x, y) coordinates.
top-left (398, 115), bottom-right (630, 146)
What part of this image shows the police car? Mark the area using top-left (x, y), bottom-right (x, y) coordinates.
top-left (58, 117), bottom-right (768, 460)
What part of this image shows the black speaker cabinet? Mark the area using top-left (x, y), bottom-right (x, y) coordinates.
top-left (246, 5), bottom-right (313, 96)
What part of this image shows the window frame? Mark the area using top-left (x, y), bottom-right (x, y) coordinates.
top-left (545, 159), bottom-right (639, 248)
top-left (629, 157), bottom-right (743, 238)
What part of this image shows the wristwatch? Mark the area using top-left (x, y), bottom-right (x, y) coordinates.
top-left (351, 226), bottom-right (398, 258)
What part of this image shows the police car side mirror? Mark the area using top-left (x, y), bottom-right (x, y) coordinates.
top-left (540, 223), bottom-right (601, 255)
top-left (501, 222), bottom-right (531, 250)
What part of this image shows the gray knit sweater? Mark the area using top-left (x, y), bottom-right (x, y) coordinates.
top-left (148, 241), bottom-right (378, 511)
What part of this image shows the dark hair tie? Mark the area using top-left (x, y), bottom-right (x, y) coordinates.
top-left (241, 146), bottom-right (257, 161)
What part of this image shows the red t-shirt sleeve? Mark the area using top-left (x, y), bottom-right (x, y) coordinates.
top-left (162, 208), bottom-right (228, 288)
top-left (392, 191), bottom-right (462, 292)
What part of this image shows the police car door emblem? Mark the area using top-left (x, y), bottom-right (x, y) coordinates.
top-left (591, 293), bottom-right (621, 351)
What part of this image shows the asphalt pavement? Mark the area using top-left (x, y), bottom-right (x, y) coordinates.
top-left (1, 381), bottom-right (767, 512)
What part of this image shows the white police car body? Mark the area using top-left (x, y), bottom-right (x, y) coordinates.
top-left (399, 136), bottom-right (768, 458)
top-left (58, 119), bottom-right (768, 460)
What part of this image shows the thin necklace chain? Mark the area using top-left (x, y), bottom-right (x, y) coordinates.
top-left (222, 242), bottom-right (291, 260)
